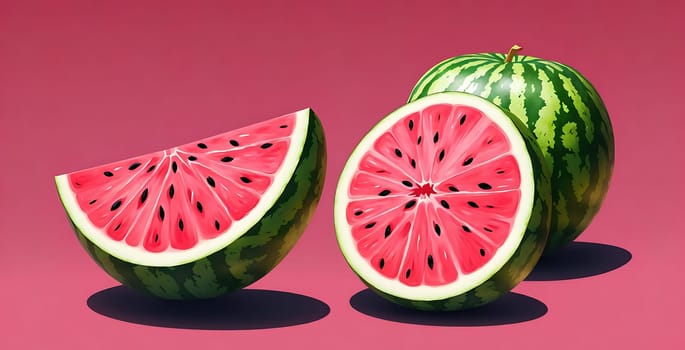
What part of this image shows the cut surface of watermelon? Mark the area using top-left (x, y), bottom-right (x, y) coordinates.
top-left (335, 92), bottom-right (550, 306)
top-left (57, 109), bottom-right (312, 267)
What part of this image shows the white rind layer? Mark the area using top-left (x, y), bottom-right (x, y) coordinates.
top-left (55, 108), bottom-right (311, 267)
top-left (334, 92), bottom-right (535, 301)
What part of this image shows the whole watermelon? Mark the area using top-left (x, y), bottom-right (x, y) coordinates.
top-left (408, 46), bottom-right (614, 253)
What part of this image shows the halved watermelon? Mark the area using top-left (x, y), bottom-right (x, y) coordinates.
top-left (334, 92), bottom-right (551, 311)
top-left (56, 108), bottom-right (326, 299)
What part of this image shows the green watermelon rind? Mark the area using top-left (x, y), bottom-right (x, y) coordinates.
top-left (58, 111), bottom-right (327, 299)
top-left (408, 53), bottom-right (614, 254)
top-left (335, 92), bottom-right (552, 311)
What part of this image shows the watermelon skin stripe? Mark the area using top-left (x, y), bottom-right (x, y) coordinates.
top-left (360, 109), bottom-right (552, 311)
top-left (67, 110), bottom-right (327, 299)
top-left (409, 53), bottom-right (614, 254)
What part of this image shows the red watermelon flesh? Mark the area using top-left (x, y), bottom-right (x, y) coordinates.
top-left (344, 104), bottom-right (521, 287)
top-left (65, 113), bottom-right (295, 254)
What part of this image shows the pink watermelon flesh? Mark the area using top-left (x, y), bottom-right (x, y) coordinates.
top-left (67, 113), bottom-right (295, 253)
top-left (345, 104), bottom-right (521, 287)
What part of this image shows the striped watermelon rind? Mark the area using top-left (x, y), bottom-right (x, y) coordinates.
top-left (335, 92), bottom-right (552, 311)
top-left (408, 51), bottom-right (614, 253)
top-left (57, 110), bottom-right (326, 299)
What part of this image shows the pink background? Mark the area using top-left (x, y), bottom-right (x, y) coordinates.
top-left (1, 0), bottom-right (683, 348)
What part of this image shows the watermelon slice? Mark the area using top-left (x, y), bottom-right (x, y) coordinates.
top-left (334, 92), bottom-right (551, 311)
top-left (56, 108), bottom-right (326, 299)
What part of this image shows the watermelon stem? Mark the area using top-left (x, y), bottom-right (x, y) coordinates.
top-left (504, 45), bottom-right (522, 63)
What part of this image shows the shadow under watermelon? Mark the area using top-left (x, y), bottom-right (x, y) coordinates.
top-left (87, 286), bottom-right (330, 330)
top-left (525, 242), bottom-right (632, 281)
top-left (350, 289), bottom-right (547, 326)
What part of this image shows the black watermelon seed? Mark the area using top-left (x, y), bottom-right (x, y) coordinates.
top-left (497, 170), bottom-right (505, 174)
top-left (354, 210), bottom-right (363, 216)
top-left (154, 234), bottom-right (159, 243)
top-left (104, 171), bottom-right (114, 177)
top-left (379, 258), bottom-right (385, 269)
top-left (480, 248), bottom-right (486, 256)
top-left (486, 205), bottom-right (494, 208)
top-left (214, 220), bottom-right (220, 230)
top-left (405, 269), bottom-right (412, 279)
top-left (280, 124), bottom-right (288, 128)
top-left (460, 115), bottom-right (466, 125)
top-left (417, 136), bottom-right (422, 145)
top-left (197, 143), bottom-right (207, 149)
top-left (168, 184), bottom-right (175, 199)
top-left (439, 149), bottom-right (445, 161)
top-left (384, 225), bottom-right (391, 238)
top-left (147, 165), bottom-right (156, 172)
top-left (230, 139), bottom-right (239, 147)
top-left (427, 255), bottom-right (434, 269)
top-left (240, 176), bottom-right (252, 183)
top-left (188, 156), bottom-right (197, 161)
top-left (114, 223), bottom-right (121, 231)
top-left (437, 114), bottom-right (441, 120)
top-left (207, 176), bottom-right (216, 187)
top-left (462, 225), bottom-right (471, 233)
top-left (487, 139), bottom-right (493, 144)
top-left (172, 161), bottom-right (178, 173)
top-left (394, 148), bottom-right (402, 157)
top-left (178, 219), bottom-right (184, 231)
top-left (411, 159), bottom-right (416, 168)
top-left (128, 162), bottom-right (141, 170)
top-left (484, 227), bottom-right (493, 232)
top-left (433, 132), bottom-right (439, 143)
top-left (405, 200), bottom-right (416, 209)
top-left (408, 120), bottom-right (414, 130)
top-left (365, 222), bottom-right (376, 229)
top-left (468, 201), bottom-right (479, 208)
top-left (478, 183), bottom-right (492, 190)
top-left (158, 206), bottom-right (165, 221)
top-left (261, 143), bottom-right (273, 149)
top-left (110, 200), bottom-right (122, 211)
top-left (434, 223), bottom-right (441, 236)
top-left (463, 157), bottom-right (474, 166)
top-left (196, 201), bottom-right (203, 213)
top-left (379, 189), bottom-right (391, 196)
top-left (140, 188), bottom-right (148, 203)
top-left (89, 199), bottom-right (97, 205)
top-left (440, 200), bottom-right (450, 209)
top-left (221, 156), bottom-right (234, 162)
top-left (402, 180), bottom-right (413, 187)
top-left (448, 186), bottom-right (459, 192)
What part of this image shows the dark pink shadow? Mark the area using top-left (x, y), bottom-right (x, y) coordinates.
top-left (527, 242), bottom-right (632, 281)
top-left (350, 289), bottom-right (547, 326)
top-left (87, 286), bottom-right (330, 330)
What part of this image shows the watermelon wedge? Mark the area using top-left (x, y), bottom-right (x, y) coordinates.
top-left (56, 108), bottom-right (326, 299)
top-left (334, 92), bottom-right (551, 311)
